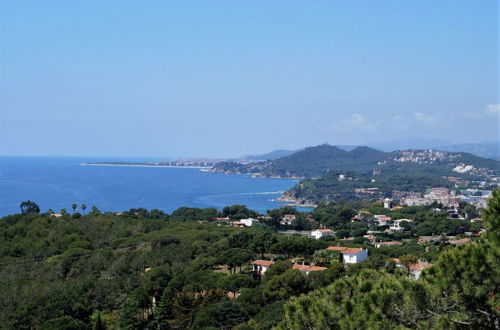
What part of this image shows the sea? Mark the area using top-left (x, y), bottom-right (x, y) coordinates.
top-left (0, 156), bottom-right (305, 217)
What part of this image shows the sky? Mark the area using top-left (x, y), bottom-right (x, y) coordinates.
top-left (0, 1), bottom-right (498, 158)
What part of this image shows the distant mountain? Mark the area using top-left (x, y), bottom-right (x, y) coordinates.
top-left (243, 149), bottom-right (301, 161)
top-left (272, 144), bottom-right (387, 177)
top-left (436, 142), bottom-right (499, 160)
top-left (212, 144), bottom-right (389, 178)
top-left (368, 139), bottom-right (499, 159)
top-left (212, 144), bottom-right (499, 181)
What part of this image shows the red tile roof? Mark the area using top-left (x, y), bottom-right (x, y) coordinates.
top-left (448, 238), bottom-right (471, 245)
top-left (326, 246), bottom-right (364, 254)
top-left (251, 260), bottom-right (275, 267)
top-left (317, 229), bottom-right (334, 232)
top-left (292, 264), bottom-right (327, 272)
top-left (409, 261), bottom-right (432, 270)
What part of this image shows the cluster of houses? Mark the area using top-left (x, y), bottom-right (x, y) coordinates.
top-left (250, 244), bottom-right (369, 276)
top-left (398, 187), bottom-right (493, 209)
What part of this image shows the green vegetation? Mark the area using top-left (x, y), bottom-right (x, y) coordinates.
top-left (0, 192), bottom-right (497, 329)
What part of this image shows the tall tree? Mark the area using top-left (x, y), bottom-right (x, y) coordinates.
top-left (81, 204), bottom-right (87, 216)
top-left (19, 200), bottom-right (40, 214)
top-left (71, 203), bottom-right (77, 214)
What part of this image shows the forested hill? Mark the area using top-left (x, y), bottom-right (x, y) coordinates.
top-left (211, 144), bottom-right (499, 179)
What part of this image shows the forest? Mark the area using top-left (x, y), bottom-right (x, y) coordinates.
top-left (0, 191), bottom-right (498, 329)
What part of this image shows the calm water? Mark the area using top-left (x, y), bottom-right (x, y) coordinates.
top-left (0, 156), bottom-right (303, 216)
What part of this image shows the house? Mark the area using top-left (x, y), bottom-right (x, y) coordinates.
top-left (374, 215), bottom-right (392, 226)
top-left (448, 237), bottom-right (471, 245)
top-left (383, 198), bottom-right (392, 209)
top-left (409, 261), bottom-right (432, 279)
top-left (239, 218), bottom-right (256, 227)
top-left (327, 246), bottom-right (368, 264)
top-left (388, 219), bottom-right (413, 232)
top-left (292, 264), bottom-right (328, 275)
top-left (310, 229), bottom-right (335, 239)
top-left (418, 236), bottom-right (441, 244)
top-left (375, 241), bottom-right (403, 248)
top-left (250, 260), bottom-right (275, 275)
top-left (280, 214), bottom-right (296, 226)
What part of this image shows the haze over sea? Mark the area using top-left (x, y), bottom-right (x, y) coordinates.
top-left (0, 157), bottom-right (301, 217)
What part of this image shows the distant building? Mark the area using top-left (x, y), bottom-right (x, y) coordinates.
top-left (409, 261), bottom-right (432, 279)
top-left (383, 198), bottom-right (392, 209)
top-left (448, 237), bottom-right (471, 245)
top-left (310, 229), bottom-right (335, 239)
top-left (374, 215), bottom-right (392, 226)
top-left (251, 260), bottom-right (274, 275)
top-left (280, 214), bottom-right (296, 226)
top-left (239, 218), bottom-right (257, 227)
top-left (418, 236), bottom-right (441, 244)
top-left (327, 246), bottom-right (368, 264)
top-left (292, 264), bottom-right (328, 275)
top-left (375, 241), bottom-right (403, 248)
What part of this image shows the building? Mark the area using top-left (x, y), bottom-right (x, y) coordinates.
top-left (280, 214), bottom-right (296, 226)
top-left (383, 198), bottom-right (392, 209)
top-left (250, 260), bottom-right (274, 275)
top-left (388, 219), bottom-right (413, 233)
top-left (292, 264), bottom-right (328, 275)
top-left (239, 218), bottom-right (256, 227)
top-left (409, 261), bottom-right (432, 279)
top-left (374, 215), bottom-right (392, 226)
top-left (375, 241), bottom-right (403, 248)
top-left (310, 229), bottom-right (335, 239)
top-left (418, 236), bottom-right (441, 244)
top-left (327, 246), bottom-right (368, 264)
top-left (448, 237), bottom-right (471, 245)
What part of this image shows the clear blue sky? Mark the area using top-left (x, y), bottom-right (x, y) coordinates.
top-left (1, 1), bottom-right (498, 158)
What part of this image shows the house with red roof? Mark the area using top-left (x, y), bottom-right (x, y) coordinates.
top-left (327, 246), bottom-right (368, 264)
top-left (250, 260), bottom-right (274, 275)
top-left (292, 264), bottom-right (328, 275)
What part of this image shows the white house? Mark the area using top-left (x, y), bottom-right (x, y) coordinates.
top-left (374, 215), bottom-right (392, 226)
top-left (383, 198), bottom-right (392, 209)
top-left (388, 219), bottom-right (413, 232)
top-left (409, 261), bottom-right (432, 279)
top-left (310, 229), bottom-right (335, 239)
top-left (250, 260), bottom-right (274, 275)
top-left (327, 246), bottom-right (368, 264)
top-left (239, 218), bottom-right (256, 227)
top-left (280, 214), bottom-right (296, 225)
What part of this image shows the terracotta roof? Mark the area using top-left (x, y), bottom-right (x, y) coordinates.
top-left (377, 241), bottom-right (403, 246)
top-left (327, 246), bottom-right (348, 251)
top-left (343, 248), bottom-right (364, 254)
top-left (327, 246), bottom-right (364, 254)
top-left (448, 238), bottom-right (471, 245)
top-left (251, 260), bottom-right (274, 266)
top-left (409, 261), bottom-right (432, 270)
top-left (292, 264), bottom-right (327, 272)
top-left (316, 229), bottom-right (334, 232)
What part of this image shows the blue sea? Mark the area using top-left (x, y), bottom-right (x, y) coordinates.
top-left (0, 156), bottom-right (304, 217)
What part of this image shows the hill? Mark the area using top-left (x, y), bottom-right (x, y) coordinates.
top-left (212, 144), bottom-right (389, 178)
top-left (212, 144), bottom-right (499, 180)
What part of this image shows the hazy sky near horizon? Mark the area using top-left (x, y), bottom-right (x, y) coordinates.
top-left (1, 1), bottom-right (498, 158)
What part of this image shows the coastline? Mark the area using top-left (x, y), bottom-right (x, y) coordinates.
top-left (81, 163), bottom-right (212, 169)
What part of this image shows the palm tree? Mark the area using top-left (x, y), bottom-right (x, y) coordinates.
top-left (91, 206), bottom-right (100, 215)
top-left (81, 204), bottom-right (87, 215)
top-left (71, 203), bottom-right (77, 214)
top-left (61, 208), bottom-right (67, 215)
top-left (47, 209), bottom-right (54, 216)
